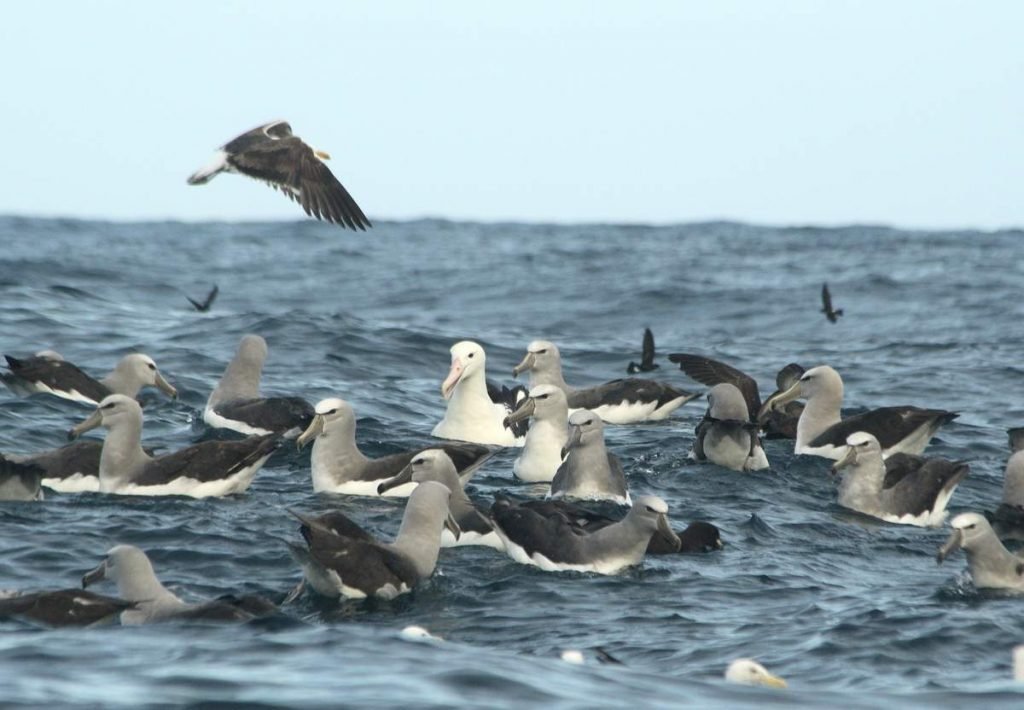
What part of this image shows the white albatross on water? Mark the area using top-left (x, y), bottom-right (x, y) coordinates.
top-left (71, 394), bottom-right (280, 497)
top-left (512, 340), bottom-right (699, 424)
top-left (187, 120), bottom-right (371, 230)
top-left (758, 365), bottom-right (957, 460)
top-left (432, 341), bottom-right (526, 447)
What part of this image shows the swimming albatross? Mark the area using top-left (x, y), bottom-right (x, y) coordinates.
top-left (691, 383), bottom-right (769, 472)
top-left (937, 513), bottom-right (1024, 592)
top-left (725, 659), bottom-right (788, 688)
top-left (758, 365), bottom-right (957, 460)
top-left (298, 397), bottom-right (494, 496)
top-left (82, 545), bottom-right (277, 623)
top-left (513, 340), bottom-right (699, 424)
top-left (669, 352), bottom-right (804, 439)
top-left (831, 432), bottom-right (968, 526)
top-left (504, 384), bottom-right (569, 483)
top-left (2, 351), bottom-right (177, 405)
top-left (490, 494), bottom-right (675, 574)
top-left (71, 394), bottom-right (281, 497)
top-left (377, 449), bottom-right (502, 548)
top-left (287, 481), bottom-right (459, 600)
top-left (204, 334), bottom-right (314, 438)
top-left (0, 589), bottom-right (134, 627)
top-left (985, 427), bottom-right (1024, 541)
top-left (433, 341), bottom-right (527, 446)
top-left (551, 409), bottom-right (630, 503)
top-left (187, 120), bottom-right (371, 230)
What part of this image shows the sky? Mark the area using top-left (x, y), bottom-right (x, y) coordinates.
top-left (2, 1), bottom-right (1022, 229)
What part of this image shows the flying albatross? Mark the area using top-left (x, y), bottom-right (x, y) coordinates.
top-left (70, 394), bottom-right (281, 497)
top-left (204, 334), bottom-right (314, 438)
top-left (513, 340), bottom-right (699, 424)
top-left (187, 120), bottom-right (371, 230)
top-left (432, 341), bottom-right (527, 447)
top-left (937, 513), bottom-right (1024, 592)
top-left (504, 384), bottom-right (569, 483)
top-left (287, 481), bottom-right (459, 600)
top-left (2, 351), bottom-right (177, 405)
top-left (82, 545), bottom-right (278, 624)
top-left (690, 383), bottom-right (769, 472)
top-left (297, 397), bottom-right (494, 496)
top-left (757, 365), bottom-right (957, 460)
top-left (831, 432), bottom-right (968, 527)
top-left (668, 352), bottom-right (804, 439)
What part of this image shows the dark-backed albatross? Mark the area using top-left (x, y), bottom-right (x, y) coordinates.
top-left (551, 409), bottom-right (629, 503)
top-left (2, 351), bottom-right (177, 405)
top-left (204, 334), bottom-right (314, 438)
top-left (71, 394), bottom-right (281, 497)
top-left (0, 588), bottom-right (134, 627)
top-left (504, 384), bottom-right (569, 483)
top-left (831, 432), bottom-right (968, 527)
top-left (691, 383), bottom-right (769, 472)
top-left (758, 365), bottom-right (957, 460)
top-left (297, 397), bottom-right (494, 496)
top-left (287, 481), bottom-right (459, 600)
top-left (187, 120), bottom-right (371, 230)
top-left (937, 513), bottom-right (1024, 592)
top-left (512, 340), bottom-right (699, 424)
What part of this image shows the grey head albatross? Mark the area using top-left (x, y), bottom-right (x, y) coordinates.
top-left (2, 351), bottom-right (177, 406)
top-left (187, 120), bottom-right (371, 230)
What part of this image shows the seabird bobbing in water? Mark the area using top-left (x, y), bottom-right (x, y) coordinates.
top-left (187, 120), bottom-right (371, 230)
top-left (82, 545), bottom-right (277, 624)
top-left (504, 384), bottom-right (569, 483)
top-left (204, 334), bottom-right (314, 438)
top-left (71, 394), bottom-right (281, 497)
top-left (551, 410), bottom-right (630, 503)
top-left (0, 455), bottom-right (44, 501)
top-left (692, 383), bottom-right (769, 472)
top-left (287, 481), bottom-right (459, 600)
top-left (937, 513), bottom-right (1024, 592)
top-left (668, 352), bottom-right (804, 440)
top-left (297, 397), bottom-right (494, 496)
top-left (490, 494), bottom-right (675, 574)
top-left (432, 341), bottom-right (527, 447)
top-left (512, 340), bottom-right (699, 424)
top-left (626, 328), bottom-right (659, 374)
top-left (757, 365), bottom-right (957, 460)
top-left (821, 282), bottom-right (843, 324)
top-left (377, 449), bottom-right (503, 549)
top-left (2, 352), bottom-right (177, 405)
top-left (985, 428), bottom-right (1024, 541)
top-left (831, 432), bottom-right (968, 526)
top-left (0, 589), bottom-right (134, 627)
top-left (3, 440), bottom-right (164, 494)
top-left (725, 659), bottom-right (788, 688)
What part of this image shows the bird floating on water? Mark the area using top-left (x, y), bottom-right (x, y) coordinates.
top-left (187, 120), bottom-right (371, 230)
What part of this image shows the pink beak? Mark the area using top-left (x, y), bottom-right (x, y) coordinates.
top-left (441, 357), bottom-right (464, 400)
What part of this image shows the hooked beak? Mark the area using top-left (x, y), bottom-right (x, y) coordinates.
top-left (830, 446), bottom-right (857, 475)
top-left (81, 560), bottom-right (107, 589)
top-left (297, 414), bottom-right (325, 450)
top-left (69, 408), bottom-right (103, 440)
top-left (757, 380), bottom-right (802, 425)
top-left (441, 357), bottom-right (464, 400)
top-left (154, 371), bottom-right (178, 399)
top-left (377, 461), bottom-right (415, 495)
top-left (656, 514), bottom-right (681, 551)
top-left (759, 673), bottom-right (788, 689)
top-left (512, 352), bottom-right (536, 378)
top-left (503, 397), bottom-right (536, 429)
top-left (936, 528), bottom-right (963, 564)
top-left (314, 149), bottom-right (331, 160)
top-left (561, 424), bottom-right (583, 459)
top-left (444, 513), bottom-right (461, 541)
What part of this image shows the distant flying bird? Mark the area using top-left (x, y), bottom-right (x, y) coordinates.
top-left (187, 120), bottom-right (371, 230)
top-left (821, 283), bottom-right (843, 324)
top-left (627, 328), bottom-right (660, 374)
top-left (186, 284), bottom-right (219, 312)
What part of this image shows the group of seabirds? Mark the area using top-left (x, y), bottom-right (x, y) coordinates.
top-left (1, 121), bottom-right (1022, 689)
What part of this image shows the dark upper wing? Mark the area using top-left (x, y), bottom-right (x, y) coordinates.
top-left (134, 435), bottom-right (280, 487)
top-left (0, 589), bottom-right (133, 627)
top-left (667, 353), bottom-right (760, 417)
top-left (4, 355), bottom-right (109, 403)
top-left (491, 498), bottom-right (584, 560)
top-left (886, 458), bottom-right (969, 516)
top-left (486, 381), bottom-right (529, 437)
top-left (808, 407), bottom-right (957, 451)
top-left (882, 453), bottom-right (926, 488)
top-left (215, 396), bottom-right (314, 434)
top-left (570, 378), bottom-right (695, 410)
top-left (774, 363), bottom-right (805, 392)
top-left (301, 511), bottom-right (375, 543)
top-left (187, 285), bottom-right (219, 312)
top-left (821, 283), bottom-right (833, 312)
top-left (308, 536), bottom-right (420, 594)
top-left (641, 328), bottom-right (656, 369)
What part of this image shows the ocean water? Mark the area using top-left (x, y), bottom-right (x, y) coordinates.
top-left (1, 216), bottom-right (1023, 708)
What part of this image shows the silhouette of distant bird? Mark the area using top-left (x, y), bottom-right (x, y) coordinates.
top-left (821, 283), bottom-right (843, 324)
top-left (187, 120), bottom-right (371, 230)
top-left (186, 284), bottom-right (219, 312)
top-left (627, 328), bottom-right (660, 374)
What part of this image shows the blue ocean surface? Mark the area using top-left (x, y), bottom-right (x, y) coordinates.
top-left (1, 217), bottom-right (1023, 708)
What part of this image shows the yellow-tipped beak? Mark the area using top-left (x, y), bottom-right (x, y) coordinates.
top-left (314, 149), bottom-right (331, 160)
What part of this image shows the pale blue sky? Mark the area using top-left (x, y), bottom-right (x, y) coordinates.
top-left (3, 1), bottom-right (1021, 228)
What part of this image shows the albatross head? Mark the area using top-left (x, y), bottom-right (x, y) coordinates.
top-left (69, 394), bottom-right (142, 439)
top-left (937, 512), bottom-right (997, 564)
top-left (831, 431), bottom-right (882, 474)
top-left (298, 397), bottom-right (356, 449)
top-left (82, 544), bottom-right (165, 602)
top-left (724, 659), bottom-right (788, 688)
top-left (378, 449), bottom-right (461, 495)
top-left (504, 384), bottom-right (567, 428)
top-left (117, 354), bottom-right (178, 399)
top-left (562, 409), bottom-right (604, 457)
top-left (441, 341), bottom-right (487, 400)
top-left (707, 383), bottom-right (749, 421)
top-left (757, 365), bottom-right (842, 423)
top-left (512, 340), bottom-right (560, 378)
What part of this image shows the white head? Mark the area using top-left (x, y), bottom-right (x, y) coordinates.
top-left (937, 512), bottom-right (999, 564)
top-left (832, 431), bottom-right (883, 472)
top-left (297, 397), bottom-right (357, 448)
top-left (116, 354), bottom-right (178, 398)
top-left (81, 544), bottom-right (166, 601)
top-left (69, 394), bottom-right (144, 438)
top-left (441, 341), bottom-right (487, 400)
top-left (512, 340), bottom-right (561, 378)
top-left (724, 658), bottom-right (788, 688)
